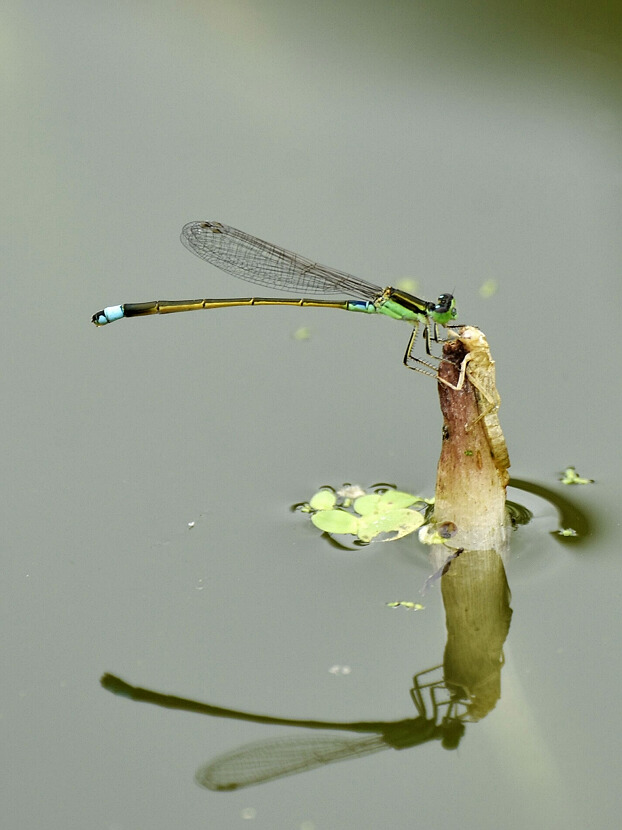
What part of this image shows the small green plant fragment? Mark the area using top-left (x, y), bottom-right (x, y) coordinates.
top-left (311, 509), bottom-right (359, 535)
top-left (292, 326), bottom-right (312, 340)
top-left (386, 601), bottom-right (424, 610)
top-left (395, 277), bottom-right (420, 294)
top-left (479, 279), bottom-right (498, 298)
top-left (558, 527), bottom-right (578, 537)
top-left (559, 466), bottom-right (594, 485)
top-left (309, 490), bottom-right (338, 510)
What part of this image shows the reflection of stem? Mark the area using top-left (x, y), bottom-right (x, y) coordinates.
top-left (441, 549), bottom-right (512, 720)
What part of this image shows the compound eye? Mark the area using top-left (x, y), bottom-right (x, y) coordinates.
top-left (434, 294), bottom-right (454, 314)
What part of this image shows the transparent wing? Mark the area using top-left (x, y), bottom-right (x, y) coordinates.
top-left (181, 221), bottom-right (382, 299)
top-left (195, 733), bottom-right (387, 791)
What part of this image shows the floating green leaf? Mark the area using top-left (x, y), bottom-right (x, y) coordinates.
top-left (309, 490), bottom-right (338, 510)
top-left (357, 507), bottom-right (424, 543)
top-left (352, 494), bottom-right (382, 516)
top-left (311, 509), bottom-right (358, 535)
top-left (377, 490), bottom-right (422, 510)
top-left (300, 483), bottom-right (429, 544)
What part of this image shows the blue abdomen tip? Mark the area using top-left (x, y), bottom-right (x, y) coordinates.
top-left (95, 305), bottom-right (124, 325)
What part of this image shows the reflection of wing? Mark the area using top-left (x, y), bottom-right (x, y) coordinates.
top-left (181, 221), bottom-right (381, 299)
top-left (195, 733), bottom-right (388, 791)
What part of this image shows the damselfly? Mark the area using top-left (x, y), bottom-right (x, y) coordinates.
top-left (92, 221), bottom-right (458, 372)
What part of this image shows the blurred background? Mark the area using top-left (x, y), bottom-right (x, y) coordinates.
top-left (4, 1), bottom-right (621, 828)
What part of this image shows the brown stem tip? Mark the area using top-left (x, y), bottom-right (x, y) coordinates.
top-left (434, 328), bottom-right (509, 545)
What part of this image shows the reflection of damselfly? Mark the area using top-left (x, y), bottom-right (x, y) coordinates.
top-left (102, 666), bottom-right (469, 790)
top-left (92, 221), bottom-right (458, 372)
top-left (195, 666), bottom-right (469, 791)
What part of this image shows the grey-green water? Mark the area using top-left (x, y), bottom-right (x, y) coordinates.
top-left (4, 2), bottom-right (620, 828)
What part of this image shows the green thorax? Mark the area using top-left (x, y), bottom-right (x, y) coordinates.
top-left (344, 288), bottom-right (457, 326)
top-left (379, 288), bottom-right (457, 325)
top-left (376, 287), bottom-right (428, 322)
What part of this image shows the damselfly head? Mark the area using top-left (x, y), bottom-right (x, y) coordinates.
top-left (434, 294), bottom-right (456, 315)
top-left (428, 294), bottom-right (457, 325)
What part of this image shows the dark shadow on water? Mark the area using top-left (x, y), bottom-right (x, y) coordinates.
top-left (509, 477), bottom-right (593, 546)
top-left (101, 665), bottom-right (469, 791)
